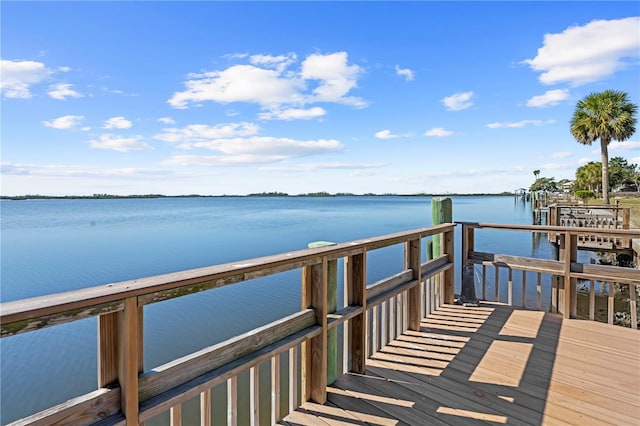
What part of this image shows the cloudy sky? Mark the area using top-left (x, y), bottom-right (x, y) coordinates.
top-left (2, 1), bottom-right (639, 196)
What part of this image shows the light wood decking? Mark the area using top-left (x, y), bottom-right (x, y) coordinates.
top-left (282, 303), bottom-right (640, 425)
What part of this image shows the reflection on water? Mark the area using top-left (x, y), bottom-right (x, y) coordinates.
top-left (1, 195), bottom-right (554, 423)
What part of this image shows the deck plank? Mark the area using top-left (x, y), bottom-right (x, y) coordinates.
top-left (283, 303), bottom-right (640, 425)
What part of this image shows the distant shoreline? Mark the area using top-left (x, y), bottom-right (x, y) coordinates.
top-left (0, 192), bottom-right (515, 200)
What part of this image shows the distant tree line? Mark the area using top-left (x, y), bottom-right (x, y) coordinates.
top-left (529, 156), bottom-right (639, 194)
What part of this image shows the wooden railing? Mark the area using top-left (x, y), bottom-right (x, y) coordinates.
top-left (460, 222), bottom-right (640, 327)
top-left (0, 223), bottom-right (456, 426)
top-left (547, 204), bottom-right (631, 249)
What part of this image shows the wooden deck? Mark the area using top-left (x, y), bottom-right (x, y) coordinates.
top-left (281, 303), bottom-right (640, 426)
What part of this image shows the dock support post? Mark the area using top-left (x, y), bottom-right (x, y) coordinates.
top-left (301, 258), bottom-right (328, 404)
top-left (345, 251), bottom-right (367, 374)
top-left (98, 298), bottom-right (143, 426)
top-left (444, 229), bottom-right (455, 304)
top-left (461, 223), bottom-right (479, 304)
top-left (406, 238), bottom-right (422, 330)
top-left (308, 241), bottom-right (338, 385)
top-left (561, 232), bottom-right (578, 318)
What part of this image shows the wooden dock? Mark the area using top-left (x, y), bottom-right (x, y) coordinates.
top-left (2, 222), bottom-right (638, 425)
top-left (283, 303), bottom-right (640, 426)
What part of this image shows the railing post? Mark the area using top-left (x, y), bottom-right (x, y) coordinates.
top-left (562, 232), bottom-right (578, 318)
top-left (556, 234), bottom-right (565, 316)
top-left (98, 297), bottom-right (144, 426)
top-left (461, 224), bottom-right (478, 303)
top-left (308, 241), bottom-right (338, 385)
top-left (406, 238), bottom-right (422, 330)
top-left (444, 229), bottom-right (455, 304)
top-left (345, 251), bottom-right (367, 374)
top-left (301, 258), bottom-right (328, 404)
top-left (622, 208), bottom-right (630, 247)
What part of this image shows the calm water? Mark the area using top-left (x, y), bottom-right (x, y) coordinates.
top-left (1, 196), bottom-right (558, 424)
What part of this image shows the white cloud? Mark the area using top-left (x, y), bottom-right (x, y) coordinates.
top-left (523, 17), bottom-right (640, 86)
top-left (1, 59), bottom-right (51, 98)
top-left (187, 137), bottom-right (341, 156)
top-left (154, 122), bottom-right (260, 145)
top-left (526, 89), bottom-right (569, 107)
top-left (168, 64), bottom-right (304, 109)
top-left (103, 116), bottom-right (133, 129)
top-left (1, 162), bottom-right (172, 179)
top-left (442, 91), bottom-right (474, 111)
top-left (300, 52), bottom-right (365, 106)
top-left (425, 128), bottom-right (454, 137)
top-left (168, 51), bottom-right (366, 111)
top-left (487, 119), bottom-right (555, 129)
top-left (89, 134), bottom-right (153, 152)
top-left (258, 107), bottom-right (326, 121)
top-left (374, 130), bottom-right (412, 139)
top-left (375, 130), bottom-right (399, 139)
top-left (250, 53), bottom-right (297, 71)
top-left (157, 117), bottom-right (176, 125)
top-left (48, 83), bottom-right (83, 100)
top-left (43, 115), bottom-right (85, 130)
top-left (395, 65), bottom-right (414, 81)
top-left (160, 136), bottom-right (342, 166)
top-left (610, 140), bottom-right (640, 152)
top-left (262, 162), bottom-right (386, 172)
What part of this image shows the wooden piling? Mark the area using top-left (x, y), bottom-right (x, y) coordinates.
top-left (431, 197), bottom-right (452, 257)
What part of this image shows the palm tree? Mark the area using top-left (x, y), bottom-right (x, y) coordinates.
top-left (533, 169), bottom-right (540, 179)
top-left (570, 90), bottom-right (637, 204)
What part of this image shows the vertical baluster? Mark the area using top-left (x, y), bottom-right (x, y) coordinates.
top-left (630, 284), bottom-right (637, 330)
top-left (289, 346), bottom-right (298, 413)
top-left (589, 280), bottom-right (595, 321)
top-left (371, 304), bottom-right (378, 354)
top-left (495, 266), bottom-right (500, 302)
top-left (521, 270), bottom-right (527, 308)
top-left (170, 405), bottom-right (181, 426)
top-left (608, 282), bottom-right (614, 325)
top-left (250, 365), bottom-right (260, 426)
top-left (200, 389), bottom-right (211, 426)
top-left (271, 354), bottom-right (280, 424)
top-left (508, 268), bottom-right (513, 306)
top-left (482, 265), bottom-right (487, 301)
top-left (388, 297), bottom-right (395, 341)
top-left (537, 272), bottom-right (542, 311)
top-left (381, 300), bottom-right (387, 346)
top-left (227, 377), bottom-right (237, 426)
top-left (396, 293), bottom-right (402, 336)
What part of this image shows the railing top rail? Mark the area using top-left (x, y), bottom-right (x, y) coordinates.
top-left (550, 203), bottom-right (630, 211)
top-left (456, 221), bottom-right (640, 236)
top-left (0, 223), bottom-right (455, 328)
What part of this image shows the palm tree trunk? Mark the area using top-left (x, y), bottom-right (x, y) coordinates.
top-left (601, 137), bottom-right (610, 204)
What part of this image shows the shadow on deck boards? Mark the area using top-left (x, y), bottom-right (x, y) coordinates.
top-left (281, 303), bottom-right (640, 425)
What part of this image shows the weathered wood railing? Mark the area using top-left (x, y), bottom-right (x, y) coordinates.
top-left (547, 204), bottom-right (631, 249)
top-left (460, 222), bottom-right (640, 328)
top-left (0, 223), bottom-right (456, 426)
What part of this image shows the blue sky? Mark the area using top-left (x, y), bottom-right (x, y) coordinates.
top-left (2, 1), bottom-right (639, 196)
